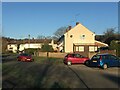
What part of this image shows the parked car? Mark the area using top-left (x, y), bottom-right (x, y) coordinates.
top-left (64, 53), bottom-right (90, 65)
top-left (89, 53), bottom-right (120, 69)
top-left (17, 53), bottom-right (34, 62)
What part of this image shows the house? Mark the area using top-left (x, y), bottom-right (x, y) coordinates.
top-left (7, 39), bottom-right (58, 53)
top-left (57, 22), bottom-right (108, 53)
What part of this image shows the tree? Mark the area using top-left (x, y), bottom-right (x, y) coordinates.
top-left (37, 35), bottom-right (46, 39)
top-left (37, 35), bottom-right (53, 39)
top-left (103, 27), bottom-right (116, 45)
top-left (103, 28), bottom-right (116, 38)
top-left (109, 40), bottom-right (120, 57)
top-left (109, 40), bottom-right (117, 50)
top-left (53, 26), bottom-right (67, 40)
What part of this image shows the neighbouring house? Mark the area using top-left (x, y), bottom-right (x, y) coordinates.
top-left (7, 39), bottom-right (58, 53)
top-left (7, 43), bottom-right (18, 53)
top-left (57, 22), bottom-right (108, 53)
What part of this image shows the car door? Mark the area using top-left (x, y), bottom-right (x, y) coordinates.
top-left (109, 55), bottom-right (118, 66)
top-left (74, 54), bottom-right (83, 63)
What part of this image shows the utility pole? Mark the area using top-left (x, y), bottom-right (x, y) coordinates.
top-left (28, 34), bottom-right (30, 48)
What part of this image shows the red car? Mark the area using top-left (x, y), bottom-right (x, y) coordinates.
top-left (64, 53), bottom-right (90, 65)
top-left (17, 53), bottom-right (34, 62)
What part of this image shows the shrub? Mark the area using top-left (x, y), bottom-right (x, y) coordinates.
top-left (41, 44), bottom-right (54, 52)
top-left (24, 48), bottom-right (38, 55)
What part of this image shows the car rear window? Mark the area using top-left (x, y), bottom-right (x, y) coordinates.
top-left (20, 53), bottom-right (30, 56)
top-left (66, 54), bottom-right (74, 57)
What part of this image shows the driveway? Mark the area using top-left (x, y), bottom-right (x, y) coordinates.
top-left (2, 55), bottom-right (120, 89)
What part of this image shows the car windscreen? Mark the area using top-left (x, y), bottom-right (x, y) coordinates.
top-left (91, 55), bottom-right (100, 60)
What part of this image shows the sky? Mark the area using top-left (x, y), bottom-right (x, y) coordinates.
top-left (2, 2), bottom-right (118, 39)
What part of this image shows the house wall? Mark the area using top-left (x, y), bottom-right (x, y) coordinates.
top-left (7, 44), bottom-right (17, 53)
top-left (8, 41), bottom-right (57, 52)
top-left (19, 43), bottom-right (42, 51)
top-left (64, 23), bottom-right (95, 53)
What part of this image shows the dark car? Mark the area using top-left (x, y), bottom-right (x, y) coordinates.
top-left (64, 53), bottom-right (90, 65)
top-left (89, 53), bottom-right (120, 69)
top-left (17, 53), bottom-right (34, 62)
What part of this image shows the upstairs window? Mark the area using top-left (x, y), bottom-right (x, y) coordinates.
top-left (70, 35), bottom-right (73, 38)
top-left (80, 35), bottom-right (85, 39)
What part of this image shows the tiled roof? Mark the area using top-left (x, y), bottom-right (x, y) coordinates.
top-left (95, 40), bottom-right (108, 47)
top-left (7, 39), bottom-right (57, 44)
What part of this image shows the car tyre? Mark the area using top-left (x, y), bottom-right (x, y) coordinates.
top-left (67, 61), bottom-right (71, 66)
top-left (103, 64), bottom-right (108, 69)
top-left (85, 60), bottom-right (89, 66)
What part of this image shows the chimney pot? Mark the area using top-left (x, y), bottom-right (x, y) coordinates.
top-left (68, 26), bottom-right (72, 30)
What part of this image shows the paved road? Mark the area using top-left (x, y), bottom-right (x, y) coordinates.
top-left (2, 55), bottom-right (120, 89)
top-left (68, 65), bottom-right (120, 88)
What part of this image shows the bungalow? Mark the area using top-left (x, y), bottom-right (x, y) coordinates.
top-left (57, 22), bottom-right (108, 53)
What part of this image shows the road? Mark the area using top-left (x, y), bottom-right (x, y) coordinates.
top-left (2, 54), bottom-right (120, 89)
top-left (68, 65), bottom-right (120, 88)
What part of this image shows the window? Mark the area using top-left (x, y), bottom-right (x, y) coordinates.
top-left (79, 46), bottom-right (84, 52)
top-left (75, 46), bottom-right (79, 51)
top-left (67, 54), bottom-right (74, 57)
top-left (75, 46), bottom-right (84, 52)
top-left (80, 35), bottom-right (85, 39)
top-left (74, 54), bottom-right (82, 58)
top-left (89, 46), bottom-right (97, 52)
top-left (82, 35), bottom-right (85, 37)
top-left (70, 35), bottom-right (73, 38)
top-left (110, 55), bottom-right (118, 60)
top-left (92, 55), bottom-right (100, 60)
top-left (89, 46), bottom-right (94, 52)
top-left (9, 47), bottom-right (13, 49)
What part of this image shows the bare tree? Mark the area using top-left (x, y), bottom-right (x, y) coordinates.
top-left (53, 26), bottom-right (67, 40)
top-left (103, 27), bottom-right (116, 38)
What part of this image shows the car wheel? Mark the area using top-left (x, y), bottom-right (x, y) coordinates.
top-left (67, 61), bottom-right (71, 66)
top-left (103, 64), bottom-right (108, 69)
top-left (85, 60), bottom-right (89, 66)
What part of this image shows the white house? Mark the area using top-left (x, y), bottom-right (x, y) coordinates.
top-left (7, 39), bottom-right (58, 53)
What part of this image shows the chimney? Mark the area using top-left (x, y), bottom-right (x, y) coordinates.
top-left (66, 29), bottom-right (69, 32)
top-left (68, 26), bottom-right (72, 30)
top-left (76, 22), bottom-right (79, 25)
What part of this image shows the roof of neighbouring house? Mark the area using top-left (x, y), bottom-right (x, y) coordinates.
top-left (7, 39), bottom-right (57, 44)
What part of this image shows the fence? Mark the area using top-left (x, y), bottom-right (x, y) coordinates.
top-left (34, 50), bottom-right (116, 59)
top-left (34, 52), bottom-right (67, 58)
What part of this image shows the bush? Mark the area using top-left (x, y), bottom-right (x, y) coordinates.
top-left (24, 48), bottom-right (38, 55)
top-left (109, 40), bottom-right (120, 57)
top-left (41, 44), bottom-right (54, 52)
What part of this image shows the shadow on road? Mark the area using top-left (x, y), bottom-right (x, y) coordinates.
top-left (102, 73), bottom-right (120, 88)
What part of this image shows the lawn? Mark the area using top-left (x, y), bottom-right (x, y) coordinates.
top-left (2, 56), bottom-right (73, 88)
